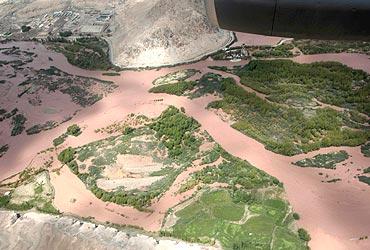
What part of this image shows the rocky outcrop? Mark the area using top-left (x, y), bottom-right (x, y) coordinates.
top-left (108, 0), bottom-right (233, 68)
top-left (0, 211), bottom-right (218, 250)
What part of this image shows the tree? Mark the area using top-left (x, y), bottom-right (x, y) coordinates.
top-left (293, 212), bottom-right (300, 220)
top-left (67, 124), bottom-right (81, 136)
top-left (58, 147), bottom-right (75, 164)
top-left (21, 25), bottom-right (31, 33)
top-left (298, 228), bottom-right (311, 242)
top-left (59, 31), bottom-right (72, 37)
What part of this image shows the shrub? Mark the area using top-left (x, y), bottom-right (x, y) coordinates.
top-left (48, 37), bottom-right (115, 70)
top-left (293, 212), bottom-right (300, 220)
top-left (53, 134), bottom-right (67, 147)
top-left (150, 106), bottom-right (200, 158)
top-left (102, 72), bottom-right (120, 76)
top-left (21, 25), bottom-right (31, 33)
top-left (11, 114), bottom-right (27, 136)
top-left (67, 124), bottom-right (81, 136)
top-left (0, 195), bottom-right (10, 207)
top-left (298, 228), bottom-right (311, 242)
top-left (294, 39), bottom-right (370, 55)
top-left (361, 143), bottom-right (370, 157)
top-left (26, 121), bottom-right (57, 135)
top-left (123, 127), bottom-right (135, 135)
top-left (293, 151), bottom-right (349, 169)
top-left (37, 201), bottom-right (60, 214)
top-left (67, 160), bottom-right (79, 174)
top-left (363, 167), bottom-right (370, 174)
top-left (0, 144), bottom-right (9, 158)
top-left (59, 31), bottom-right (72, 37)
top-left (58, 147), bottom-right (75, 164)
top-left (359, 176), bottom-right (370, 186)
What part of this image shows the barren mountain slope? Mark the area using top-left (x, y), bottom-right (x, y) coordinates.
top-left (108, 0), bottom-right (232, 68)
top-left (0, 0), bottom-right (232, 68)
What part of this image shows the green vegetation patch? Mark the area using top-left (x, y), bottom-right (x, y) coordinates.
top-left (149, 106), bottom-right (201, 158)
top-left (188, 73), bottom-right (226, 99)
top-left (66, 124), bottom-right (82, 136)
top-left (363, 167), bottom-right (370, 174)
top-left (149, 73), bottom-right (226, 99)
top-left (361, 143), bottom-right (370, 157)
top-left (207, 77), bottom-right (368, 155)
top-left (192, 151), bottom-right (280, 190)
top-left (47, 37), bottom-right (117, 71)
top-left (211, 44), bottom-right (294, 61)
top-left (293, 151), bottom-right (349, 169)
top-left (0, 108), bottom-right (18, 122)
top-left (102, 72), bottom-right (121, 76)
top-left (237, 60), bottom-right (370, 116)
top-left (293, 212), bottom-right (300, 220)
top-left (19, 66), bottom-right (117, 107)
top-left (298, 228), bottom-right (311, 242)
top-left (169, 189), bottom-right (307, 249)
top-left (251, 43), bottom-right (295, 58)
top-left (58, 147), bottom-right (76, 164)
top-left (0, 144), bottom-right (9, 158)
top-left (168, 145), bottom-right (307, 249)
top-left (21, 25), bottom-right (31, 33)
top-left (11, 114), bottom-right (27, 136)
top-left (57, 107), bottom-right (203, 209)
top-left (153, 67), bottom-right (369, 155)
top-left (359, 176), bottom-right (370, 186)
top-left (53, 134), bottom-right (67, 147)
top-left (53, 124), bottom-right (81, 147)
top-left (0, 171), bottom-right (59, 214)
top-left (59, 31), bottom-right (72, 37)
top-left (294, 40), bottom-right (370, 55)
top-left (26, 121), bottom-right (58, 135)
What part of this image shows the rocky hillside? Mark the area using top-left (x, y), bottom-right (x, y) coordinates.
top-left (0, 0), bottom-right (232, 68)
top-left (0, 211), bottom-right (218, 250)
top-left (109, 0), bottom-right (232, 67)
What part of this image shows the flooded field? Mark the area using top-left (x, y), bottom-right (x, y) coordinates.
top-left (0, 40), bottom-right (370, 250)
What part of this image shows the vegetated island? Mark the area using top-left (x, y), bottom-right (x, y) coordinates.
top-left (292, 151), bottom-right (349, 169)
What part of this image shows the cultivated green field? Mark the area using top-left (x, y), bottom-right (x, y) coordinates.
top-left (168, 188), bottom-right (307, 249)
top-left (162, 143), bottom-right (308, 249)
top-left (163, 148), bottom-right (306, 249)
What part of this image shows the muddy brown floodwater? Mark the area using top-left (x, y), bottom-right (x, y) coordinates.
top-left (0, 41), bottom-right (370, 250)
